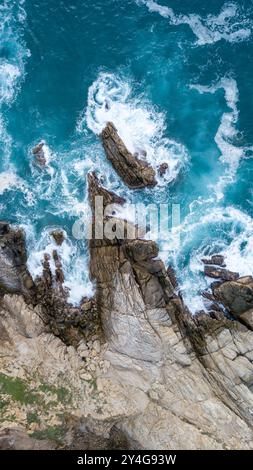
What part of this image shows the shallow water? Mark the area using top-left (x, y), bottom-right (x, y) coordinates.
top-left (0, 0), bottom-right (253, 310)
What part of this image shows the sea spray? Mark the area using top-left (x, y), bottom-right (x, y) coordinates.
top-left (137, 1), bottom-right (252, 45)
top-left (84, 72), bottom-right (189, 186)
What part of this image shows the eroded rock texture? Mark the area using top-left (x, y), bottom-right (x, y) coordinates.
top-left (88, 175), bottom-right (253, 449)
top-left (0, 222), bottom-right (34, 295)
top-left (0, 177), bottom-right (253, 450)
top-left (212, 276), bottom-right (253, 330)
top-left (101, 122), bottom-right (157, 189)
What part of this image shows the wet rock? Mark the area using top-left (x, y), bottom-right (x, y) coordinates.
top-left (202, 290), bottom-right (216, 302)
top-left (158, 162), bottom-right (169, 177)
top-left (88, 171), bottom-right (126, 211)
top-left (32, 142), bottom-right (46, 166)
top-left (204, 265), bottom-right (239, 281)
top-left (211, 280), bottom-right (224, 291)
top-left (202, 255), bottom-right (226, 267)
top-left (0, 224), bottom-right (31, 294)
top-left (206, 302), bottom-right (224, 314)
top-left (52, 250), bottom-right (65, 284)
top-left (101, 122), bottom-right (157, 189)
top-left (0, 222), bottom-right (9, 236)
top-left (166, 266), bottom-right (178, 289)
top-left (213, 279), bottom-right (253, 317)
top-left (51, 229), bottom-right (65, 246)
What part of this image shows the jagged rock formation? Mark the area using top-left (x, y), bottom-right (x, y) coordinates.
top-left (0, 222), bottom-right (34, 295)
top-left (204, 265), bottom-right (239, 281)
top-left (101, 122), bottom-right (157, 189)
top-left (87, 175), bottom-right (253, 449)
top-left (212, 276), bottom-right (253, 330)
top-left (0, 177), bottom-right (253, 449)
top-left (0, 221), bottom-right (99, 346)
top-left (50, 230), bottom-right (65, 246)
top-left (32, 142), bottom-right (46, 166)
top-left (202, 256), bottom-right (253, 331)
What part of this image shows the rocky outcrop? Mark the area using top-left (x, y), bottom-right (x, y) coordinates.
top-left (158, 162), bottom-right (169, 177)
top-left (201, 256), bottom-right (253, 331)
top-left (0, 221), bottom-right (99, 347)
top-left (204, 265), bottom-right (239, 281)
top-left (0, 178), bottom-right (253, 449)
top-left (50, 229), bottom-right (65, 246)
top-left (211, 276), bottom-right (253, 330)
top-left (32, 142), bottom-right (46, 166)
top-left (202, 255), bottom-right (226, 267)
top-left (101, 122), bottom-right (157, 189)
top-left (87, 175), bottom-right (253, 449)
top-left (31, 252), bottom-right (100, 346)
top-left (0, 222), bottom-right (34, 295)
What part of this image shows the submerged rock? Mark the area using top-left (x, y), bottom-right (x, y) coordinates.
top-left (32, 142), bottom-right (46, 166)
top-left (101, 122), bottom-right (157, 189)
top-left (158, 162), bottom-right (169, 177)
top-left (51, 229), bottom-right (65, 246)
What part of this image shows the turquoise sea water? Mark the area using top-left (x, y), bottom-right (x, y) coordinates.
top-left (0, 0), bottom-right (253, 310)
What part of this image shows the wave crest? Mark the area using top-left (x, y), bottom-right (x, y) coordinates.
top-left (137, 1), bottom-right (252, 46)
top-left (84, 72), bottom-right (189, 185)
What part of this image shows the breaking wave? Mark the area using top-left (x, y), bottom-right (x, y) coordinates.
top-left (137, 1), bottom-right (252, 46)
top-left (84, 71), bottom-right (189, 185)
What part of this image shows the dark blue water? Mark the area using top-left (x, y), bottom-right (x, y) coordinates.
top-left (1, 0), bottom-right (253, 309)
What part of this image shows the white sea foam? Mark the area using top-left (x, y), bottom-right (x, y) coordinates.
top-left (0, 63), bottom-right (21, 104)
top-left (0, 0), bottom-right (30, 168)
top-left (26, 227), bottom-right (94, 305)
top-left (190, 77), bottom-right (253, 200)
top-left (84, 72), bottom-right (189, 185)
top-left (0, 170), bottom-right (35, 207)
top-left (0, 170), bottom-right (23, 194)
top-left (137, 1), bottom-right (252, 45)
top-left (165, 205), bottom-right (253, 313)
top-left (42, 142), bottom-right (53, 165)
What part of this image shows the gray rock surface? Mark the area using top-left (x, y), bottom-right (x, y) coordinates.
top-left (0, 177), bottom-right (252, 450)
top-left (101, 122), bottom-right (157, 189)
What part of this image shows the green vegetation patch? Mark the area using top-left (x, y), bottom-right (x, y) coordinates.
top-left (0, 373), bottom-right (71, 411)
top-left (30, 425), bottom-right (65, 445)
top-left (38, 383), bottom-right (70, 403)
top-left (0, 373), bottom-right (39, 405)
top-left (27, 411), bottom-right (40, 425)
